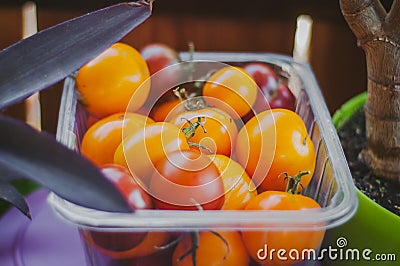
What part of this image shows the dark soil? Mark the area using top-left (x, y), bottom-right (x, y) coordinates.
top-left (338, 108), bottom-right (400, 216)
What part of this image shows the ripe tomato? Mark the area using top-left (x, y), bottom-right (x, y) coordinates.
top-left (243, 62), bottom-right (278, 95)
top-left (267, 83), bottom-right (296, 111)
top-left (140, 43), bottom-right (181, 107)
top-left (241, 190), bottom-right (325, 265)
top-left (76, 42), bottom-right (150, 118)
top-left (149, 149), bottom-right (224, 210)
top-left (113, 122), bottom-right (189, 186)
top-left (84, 164), bottom-right (155, 259)
top-left (81, 112), bottom-right (154, 166)
top-left (84, 230), bottom-right (171, 260)
top-left (167, 107), bottom-right (238, 156)
top-left (141, 43), bottom-right (180, 75)
top-left (172, 231), bottom-right (250, 266)
top-left (150, 98), bottom-right (182, 122)
top-left (202, 66), bottom-right (257, 119)
top-left (209, 154), bottom-right (257, 210)
top-left (235, 108), bottom-right (315, 192)
top-left (100, 164), bottom-right (153, 210)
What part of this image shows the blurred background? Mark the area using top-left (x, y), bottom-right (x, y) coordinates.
top-left (2, 0), bottom-right (392, 134)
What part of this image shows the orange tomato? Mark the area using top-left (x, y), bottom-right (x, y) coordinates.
top-left (172, 231), bottom-right (250, 266)
top-left (80, 112), bottom-right (154, 166)
top-left (241, 191), bottom-right (325, 265)
top-left (167, 107), bottom-right (238, 156)
top-left (209, 154), bottom-right (257, 210)
top-left (235, 108), bottom-right (315, 192)
top-left (76, 42), bottom-right (150, 118)
top-left (150, 98), bottom-right (181, 122)
top-left (113, 122), bottom-right (189, 186)
top-left (202, 66), bottom-right (257, 119)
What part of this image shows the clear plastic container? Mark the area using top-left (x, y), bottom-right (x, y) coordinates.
top-left (49, 52), bottom-right (358, 266)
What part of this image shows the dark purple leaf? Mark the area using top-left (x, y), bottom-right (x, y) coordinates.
top-left (0, 1), bottom-right (152, 109)
top-left (0, 115), bottom-right (131, 213)
top-left (0, 179), bottom-right (31, 219)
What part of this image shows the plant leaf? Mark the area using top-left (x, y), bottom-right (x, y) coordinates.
top-left (0, 115), bottom-right (132, 213)
top-left (0, 179), bottom-right (31, 219)
top-left (0, 1), bottom-right (152, 110)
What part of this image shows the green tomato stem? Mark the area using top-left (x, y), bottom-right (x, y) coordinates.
top-left (281, 170), bottom-right (311, 194)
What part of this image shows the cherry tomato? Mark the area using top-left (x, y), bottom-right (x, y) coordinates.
top-left (167, 107), bottom-right (238, 156)
top-left (113, 122), bottom-right (190, 186)
top-left (235, 108), bottom-right (315, 192)
top-left (100, 164), bottom-right (153, 210)
top-left (252, 82), bottom-right (296, 112)
top-left (76, 42), bottom-right (150, 118)
top-left (84, 164), bottom-right (155, 259)
top-left (141, 43), bottom-right (182, 108)
top-left (243, 63), bottom-right (296, 115)
top-left (141, 43), bottom-right (180, 75)
top-left (202, 66), bottom-right (257, 119)
top-left (81, 112), bottom-right (154, 166)
top-left (149, 149), bottom-right (224, 210)
top-left (241, 190), bottom-right (325, 265)
top-left (267, 83), bottom-right (296, 111)
top-left (243, 62), bottom-right (278, 95)
top-left (209, 154), bottom-right (257, 210)
top-left (172, 231), bottom-right (250, 266)
top-left (150, 98), bottom-right (182, 122)
top-left (84, 231), bottom-right (171, 260)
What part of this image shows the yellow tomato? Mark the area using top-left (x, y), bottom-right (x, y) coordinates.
top-left (76, 42), bottom-right (150, 118)
top-left (81, 112), bottom-right (154, 166)
top-left (202, 66), bottom-right (258, 119)
top-left (209, 154), bottom-right (257, 210)
top-left (167, 107), bottom-right (238, 156)
top-left (236, 108), bottom-right (316, 192)
top-left (114, 122), bottom-right (189, 186)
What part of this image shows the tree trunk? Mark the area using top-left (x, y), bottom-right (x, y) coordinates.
top-left (340, 0), bottom-right (400, 183)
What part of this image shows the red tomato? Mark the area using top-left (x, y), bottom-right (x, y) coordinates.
top-left (235, 108), bottom-right (315, 192)
top-left (242, 190), bottom-right (325, 265)
top-left (141, 43), bottom-right (180, 75)
top-left (76, 42), bottom-right (150, 118)
top-left (140, 43), bottom-right (182, 109)
top-left (172, 231), bottom-right (250, 266)
top-left (202, 66), bottom-right (258, 119)
top-left (267, 83), bottom-right (296, 111)
top-left (100, 164), bottom-right (153, 210)
top-left (149, 149), bottom-right (224, 210)
top-left (243, 63), bottom-right (296, 115)
top-left (85, 164), bottom-right (155, 259)
top-left (243, 62), bottom-right (279, 95)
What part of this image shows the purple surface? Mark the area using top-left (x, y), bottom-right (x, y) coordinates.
top-left (0, 189), bottom-right (85, 266)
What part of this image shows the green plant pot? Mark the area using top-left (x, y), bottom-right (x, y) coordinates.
top-left (323, 92), bottom-right (400, 265)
